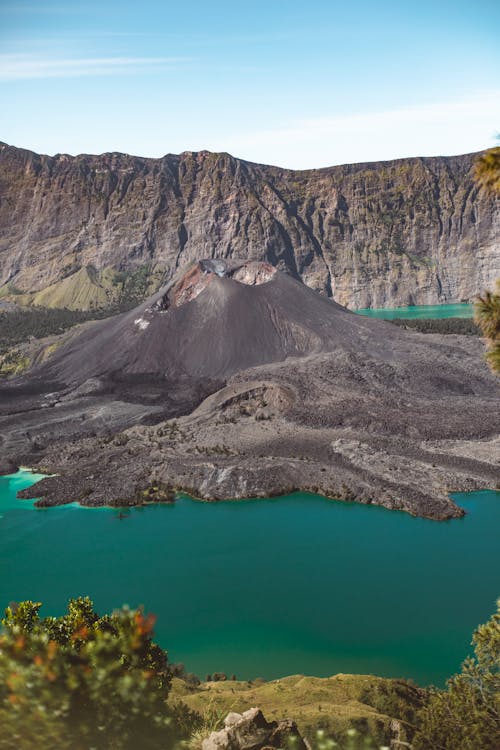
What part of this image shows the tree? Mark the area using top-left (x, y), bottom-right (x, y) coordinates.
top-left (475, 145), bottom-right (500, 195)
top-left (413, 600), bottom-right (500, 750)
top-left (474, 143), bottom-right (500, 373)
top-left (475, 281), bottom-right (500, 373)
top-left (0, 597), bottom-right (200, 750)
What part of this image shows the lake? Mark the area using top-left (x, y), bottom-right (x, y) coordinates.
top-left (355, 302), bottom-right (473, 319)
top-left (1, 470), bottom-right (498, 687)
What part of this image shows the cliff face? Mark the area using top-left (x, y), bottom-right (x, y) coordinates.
top-left (0, 142), bottom-right (498, 308)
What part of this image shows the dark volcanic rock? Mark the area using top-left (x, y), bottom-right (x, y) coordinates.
top-left (31, 258), bottom-right (390, 384)
top-left (0, 142), bottom-right (498, 309)
top-left (3, 261), bottom-right (499, 519)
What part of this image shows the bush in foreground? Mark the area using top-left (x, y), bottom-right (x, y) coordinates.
top-left (413, 599), bottom-right (500, 749)
top-left (0, 597), bottom-right (200, 750)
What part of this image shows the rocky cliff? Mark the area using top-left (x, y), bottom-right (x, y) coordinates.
top-left (0, 142), bottom-right (498, 308)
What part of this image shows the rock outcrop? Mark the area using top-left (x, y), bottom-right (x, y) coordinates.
top-left (202, 708), bottom-right (307, 750)
top-left (0, 142), bottom-right (498, 309)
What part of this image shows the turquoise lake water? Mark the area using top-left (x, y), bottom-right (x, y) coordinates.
top-left (356, 303), bottom-right (473, 319)
top-left (1, 470), bottom-right (498, 687)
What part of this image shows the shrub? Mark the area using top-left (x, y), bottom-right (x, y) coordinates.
top-left (0, 597), bottom-right (201, 749)
top-left (413, 599), bottom-right (500, 749)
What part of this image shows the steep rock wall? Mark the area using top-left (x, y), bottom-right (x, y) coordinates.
top-left (0, 142), bottom-right (498, 308)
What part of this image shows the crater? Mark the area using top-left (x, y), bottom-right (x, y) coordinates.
top-left (156, 259), bottom-right (277, 311)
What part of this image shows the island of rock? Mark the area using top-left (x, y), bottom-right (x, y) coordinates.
top-left (1, 259), bottom-right (498, 520)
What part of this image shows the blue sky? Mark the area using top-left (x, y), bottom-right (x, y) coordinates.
top-left (0, 0), bottom-right (499, 168)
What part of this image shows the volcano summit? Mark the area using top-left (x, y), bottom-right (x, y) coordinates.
top-left (1, 260), bottom-right (498, 519)
top-left (34, 258), bottom-right (404, 383)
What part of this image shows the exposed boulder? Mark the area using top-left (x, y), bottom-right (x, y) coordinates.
top-left (202, 708), bottom-right (307, 750)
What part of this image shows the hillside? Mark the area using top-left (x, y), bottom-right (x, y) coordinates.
top-left (0, 143), bottom-right (498, 310)
top-left (170, 673), bottom-right (426, 747)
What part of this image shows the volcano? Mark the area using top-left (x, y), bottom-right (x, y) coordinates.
top-left (36, 259), bottom-right (371, 384)
top-left (35, 259), bottom-right (412, 385)
top-left (2, 260), bottom-right (499, 520)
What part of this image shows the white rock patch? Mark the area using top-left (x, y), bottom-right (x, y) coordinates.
top-left (134, 317), bottom-right (150, 330)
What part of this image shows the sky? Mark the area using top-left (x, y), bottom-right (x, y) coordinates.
top-left (0, 0), bottom-right (499, 169)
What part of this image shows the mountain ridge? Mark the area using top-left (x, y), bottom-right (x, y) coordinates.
top-left (1, 141), bottom-right (498, 309)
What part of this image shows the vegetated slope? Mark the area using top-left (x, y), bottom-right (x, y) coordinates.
top-left (0, 142), bottom-right (498, 310)
top-left (171, 674), bottom-right (426, 748)
top-left (6, 260), bottom-right (499, 520)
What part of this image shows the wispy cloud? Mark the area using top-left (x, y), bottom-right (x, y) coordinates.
top-left (0, 54), bottom-right (192, 80)
top-left (214, 91), bottom-right (500, 169)
top-left (224, 92), bottom-right (500, 150)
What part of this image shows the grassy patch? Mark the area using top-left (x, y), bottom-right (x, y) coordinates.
top-left (170, 673), bottom-right (426, 746)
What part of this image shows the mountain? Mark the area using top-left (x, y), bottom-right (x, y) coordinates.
top-left (3, 260), bottom-right (499, 520)
top-left (0, 142), bottom-right (498, 310)
top-left (35, 258), bottom-right (400, 384)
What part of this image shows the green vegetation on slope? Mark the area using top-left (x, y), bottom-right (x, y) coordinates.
top-left (0, 263), bottom-right (164, 313)
top-left (0, 263), bottom-right (166, 376)
top-left (171, 673), bottom-right (425, 748)
top-left (475, 146), bottom-right (500, 195)
top-left (0, 307), bottom-right (111, 354)
top-left (31, 266), bottom-right (121, 310)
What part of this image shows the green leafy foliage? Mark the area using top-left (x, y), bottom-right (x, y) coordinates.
top-left (475, 146), bottom-right (500, 195)
top-left (475, 280), bottom-right (500, 374)
top-left (0, 597), bottom-right (201, 750)
top-left (359, 678), bottom-right (426, 742)
top-left (310, 727), bottom-right (384, 750)
top-left (0, 307), bottom-right (113, 354)
top-left (413, 600), bottom-right (500, 750)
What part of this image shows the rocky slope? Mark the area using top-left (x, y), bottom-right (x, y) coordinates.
top-left (4, 261), bottom-right (499, 520)
top-left (0, 142), bottom-right (498, 309)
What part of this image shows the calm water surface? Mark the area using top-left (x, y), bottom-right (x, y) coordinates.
top-left (356, 302), bottom-right (473, 319)
top-left (1, 470), bottom-right (498, 686)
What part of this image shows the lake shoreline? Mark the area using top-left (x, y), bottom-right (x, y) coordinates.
top-left (14, 465), bottom-right (479, 520)
top-left (1, 470), bottom-right (499, 686)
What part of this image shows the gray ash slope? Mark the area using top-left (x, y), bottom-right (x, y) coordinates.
top-left (3, 260), bottom-right (499, 519)
top-left (35, 258), bottom-right (421, 383)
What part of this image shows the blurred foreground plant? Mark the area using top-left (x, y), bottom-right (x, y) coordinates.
top-left (475, 280), bottom-right (500, 373)
top-left (0, 597), bottom-right (200, 750)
